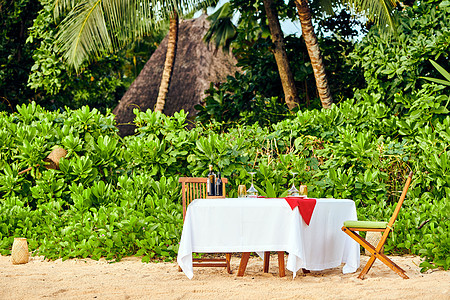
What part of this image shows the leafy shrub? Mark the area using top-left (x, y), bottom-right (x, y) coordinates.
top-left (350, 0), bottom-right (450, 103)
top-left (1, 90), bottom-right (449, 271)
top-left (0, 104), bottom-right (182, 262)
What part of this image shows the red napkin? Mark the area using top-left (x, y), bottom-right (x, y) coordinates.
top-left (284, 197), bottom-right (317, 225)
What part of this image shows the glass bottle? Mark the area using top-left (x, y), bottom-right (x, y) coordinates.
top-left (207, 165), bottom-right (216, 196)
top-left (215, 172), bottom-right (223, 196)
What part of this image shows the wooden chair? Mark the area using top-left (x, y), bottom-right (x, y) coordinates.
top-left (238, 251), bottom-right (286, 277)
top-left (178, 177), bottom-right (232, 274)
top-left (341, 171), bottom-right (413, 279)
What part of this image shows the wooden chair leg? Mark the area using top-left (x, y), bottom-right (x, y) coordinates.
top-left (226, 253), bottom-right (232, 274)
top-left (263, 252), bottom-right (270, 273)
top-left (374, 251), bottom-right (409, 279)
top-left (358, 251), bottom-right (408, 280)
top-left (358, 254), bottom-right (377, 279)
top-left (239, 252), bottom-right (286, 277)
top-left (343, 227), bottom-right (409, 280)
top-left (277, 251), bottom-right (285, 277)
top-left (238, 252), bottom-right (251, 277)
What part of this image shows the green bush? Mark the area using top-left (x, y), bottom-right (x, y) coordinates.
top-left (350, 0), bottom-right (450, 104)
top-left (0, 90), bottom-right (449, 271)
top-left (0, 105), bottom-right (183, 262)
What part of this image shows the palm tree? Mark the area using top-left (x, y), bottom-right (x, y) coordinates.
top-left (54, 0), bottom-right (214, 113)
top-left (294, 0), bottom-right (399, 108)
top-left (263, 0), bottom-right (299, 110)
top-left (206, 0), bottom-right (399, 110)
top-left (155, 10), bottom-right (178, 112)
top-left (295, 0), bottom-right (332, 108)
top-left (204, 1), bottom-right (299, 110)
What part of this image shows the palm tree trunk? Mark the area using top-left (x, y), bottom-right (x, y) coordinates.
top-left (155, 11), bottom-right (179, 113)
top-left (263, 0), bottom-right (299, 110)
top-left (294, 0), bottom-right (332, 108)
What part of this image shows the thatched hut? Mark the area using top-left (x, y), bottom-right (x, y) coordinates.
top-left (113, 14), bottom-right (239, 136)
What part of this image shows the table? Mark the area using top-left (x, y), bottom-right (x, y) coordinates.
top-left (177, 198), bottom-right (360, 279)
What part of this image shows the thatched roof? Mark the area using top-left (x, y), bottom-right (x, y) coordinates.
top-left (113, 14), bottom-right (239, 136)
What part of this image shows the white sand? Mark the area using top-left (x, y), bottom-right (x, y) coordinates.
top-left (0, 254), bottom-right (448, 299)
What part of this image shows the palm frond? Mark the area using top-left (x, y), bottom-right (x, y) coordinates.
top-left (203, 2), bottom-right (237, 52)
top-left (55, 0), bottom-right (162, 71)
top-left (420, 77), bottom-right (450, 87)
top-left (344, 0), bottom-right (398, 30)
top-left (53, 0), bottom-right (78, 21)
top-left (184, 0), bottom-right (218, 17)
top-left (152, 0), bottom-right (215, 19)
top-left (420, 60), bottom-right (450, 87)
top-left (56, 0), bottom-right (114, 71)
top-left (430, 60), bottom-right (450, 82)
top-left (55, 0), bottom-right (213, 71)
top-left (104, 0), bottom-right (156, 45)
top-left (317, 0), bottom-right (336, 15)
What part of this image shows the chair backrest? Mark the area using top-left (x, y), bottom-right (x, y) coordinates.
top-left (376, 171), bottom-right (413, 251)
top-left (178, 177), bottom-right (228, 220)
top-left (387, 171), bottom-right (413, 228)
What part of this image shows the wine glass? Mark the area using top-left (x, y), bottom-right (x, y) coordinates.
top-left (247, 172), bottom-right (258, 198)
top-left (287, 172), bottom-right (299, 196)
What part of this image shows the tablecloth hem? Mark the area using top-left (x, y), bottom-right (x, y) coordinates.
top-left (189, 246), bottom-right (290, 252)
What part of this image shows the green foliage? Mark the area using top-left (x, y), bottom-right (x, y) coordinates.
top-left (25, 0), bottom-right (126, 112)
top-left (196, 6), bottom-right (366, 127)
top-left (0, 103), bottom-right (182, 262)
top-left (1, 1), bottom-right (449, 266)
top-left (1, 93), bottom-right (449, 271)
top-left (350, 0), bottom-right (450, 103)
top-left (203, 2), bottom-right (237, 53)
top-left (0, 0), bottom-right (164, 114)
top-left (0, 0), bottom-right (41, 111)
top-left (421, 60), bottom-right (450, 87)
top-left (52, 0), bottom-right (212, 71)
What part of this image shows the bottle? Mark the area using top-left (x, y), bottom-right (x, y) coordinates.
top-left (215, 172), bottom-right (223, 196)
top-left (207, 165), bottom-right (216, 196)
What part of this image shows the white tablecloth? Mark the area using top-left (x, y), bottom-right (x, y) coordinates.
top-left (177, 198), bottom-right (360, 279)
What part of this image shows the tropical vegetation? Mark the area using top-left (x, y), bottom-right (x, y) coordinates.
top-left (0, 0), bottom-right (449, 274)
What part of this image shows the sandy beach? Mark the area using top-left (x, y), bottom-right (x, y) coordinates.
top-left (1, 254), bottom-right (448, 299)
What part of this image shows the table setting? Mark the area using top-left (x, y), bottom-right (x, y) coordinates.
top-left (177, 198), bottom-right (360, 279)
top-left (177, 169), bottom-right (360, 279)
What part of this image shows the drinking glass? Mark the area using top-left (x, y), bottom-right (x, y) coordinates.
top-left (247, 172), bottom-right (258, 198)
top-left (299, 185), bottom-right (308, 198)
top-left (287, 172), bottom-right (299, 196)
top-left (238, 185), bottom-right (247, 198)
